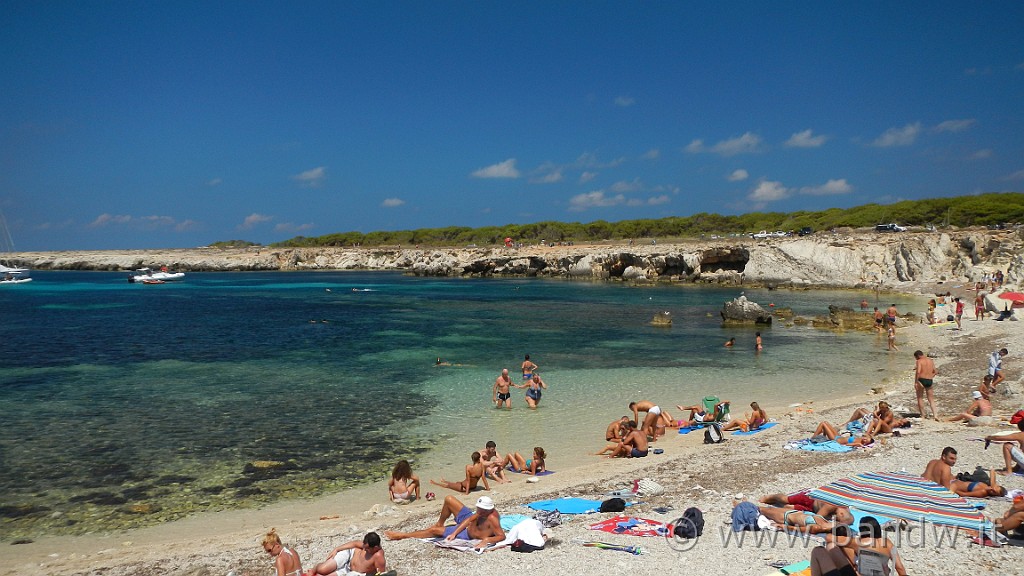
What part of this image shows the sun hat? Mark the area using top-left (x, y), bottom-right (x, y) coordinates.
top-left (475, 495), bottom-right (495, 510)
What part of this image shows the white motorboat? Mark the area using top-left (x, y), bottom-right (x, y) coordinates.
top-left (0, 211), bottom-right (31, 284)
top-left (128, 267), bottom-right (186, 283)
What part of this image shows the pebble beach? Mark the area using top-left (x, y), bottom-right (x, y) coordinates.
top-left (4, 279), bottom-right (1021, 576)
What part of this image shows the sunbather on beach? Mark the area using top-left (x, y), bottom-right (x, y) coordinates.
top-left (384, 495), bottom-right (504, 552)
top-left (722, 401), bottom-right (767, 432)
top-left (947, 390), bottom-right (993, 425)
top-left (309, 532), bottom-right (386, 576)
top-left (480, 441), bottom-right (510, 484)
top-left (430, 451), bottom-right (489, 493)
top-left (607, 420), bottom-right (649, 458)
top-left (978, 374), bottom-right (995, 400)
top-left (995, 495), bottom-right (1024, 535)
top-left (951, 468), bottom-right (1006, 498)
top-left (508, 446), bottom-right (546, 475)
top-left (922, 446), bottom-right (957, 488)
top-left (811, 421), bottom-right (874, 447)
top-left (605, 416), bottom-right (630, 441)
top-left (262, 528), bottom-right (303, 576)
top-left (758, 504), bottom-right (853, 534)
top-left (759, 492), bottom-right (837, 518)
top-left (984, 419), bottom-right (1024, 476)
top-left (388, 460), bottom-right (420, 503)
top-left (676, 401), bottom-right (729, 428)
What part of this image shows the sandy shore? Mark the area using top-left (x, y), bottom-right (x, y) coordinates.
top-left (5, 285), bottom-right (1021, 576)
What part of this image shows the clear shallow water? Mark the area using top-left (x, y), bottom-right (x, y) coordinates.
top-left (0, 271), bottom-right (916, 538)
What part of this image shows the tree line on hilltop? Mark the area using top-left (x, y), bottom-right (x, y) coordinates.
top-left (210, 192), bottom-right (1023, 249)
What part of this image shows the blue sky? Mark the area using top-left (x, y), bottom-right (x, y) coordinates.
top-left (2, 2), bottom-right (1022, 251)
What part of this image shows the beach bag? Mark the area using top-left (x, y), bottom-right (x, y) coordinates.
top-left (599, 498), bottom-right (626, 513)
top-left (673, 507), bottom-right (705, 539)
top-left (636, 478), bottom-right (665, 497)
top-left (703, 423), bottom-right (724, 444)
top-left (533, 509), bottom-right (562, 528)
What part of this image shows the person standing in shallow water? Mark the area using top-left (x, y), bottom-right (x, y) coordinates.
top-left (755, 332), bottom-right (763, 352)
top-left (521, 354), bottom-right (538, 382)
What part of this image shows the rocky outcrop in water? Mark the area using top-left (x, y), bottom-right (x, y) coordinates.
top-left (721, 295), bottom-right (773, 325)
top-left (8, 228), bottom-right (1023, 290)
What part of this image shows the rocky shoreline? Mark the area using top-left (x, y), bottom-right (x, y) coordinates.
top-left (9, 228), bottom-right (1024, 289)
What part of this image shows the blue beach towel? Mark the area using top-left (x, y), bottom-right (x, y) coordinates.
top-left (797, 439), bottom-right (852, 453)
top-left (506, 465), bottom-right (555, 476)
top-left (527, 497), bottom-right (626, 514)
top-left (732, 422), bottom-right (778, 436)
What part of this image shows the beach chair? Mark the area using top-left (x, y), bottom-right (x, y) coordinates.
top-left (700, 395), bottom-right (730, 423)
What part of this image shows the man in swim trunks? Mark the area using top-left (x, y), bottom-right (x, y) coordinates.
top-left (922, 446), bottom-right (957, 488)
top-left (605, 416), bottom-right (630, 441)
top-left (493, 369), bottom-right (513, 409)
top-left (384, 495), bottom-right (504, 552)
top-left (947, 390), bottom-right (993, 425)
top-left (607, 420), bottom-right (649, 458)
top-left (886, 304), bottom-right (898, 332)
top-left (759, 492), bottom-right (837, 518)
top-left (521, 354), bottom-right (538, 381)
top-left (914, 350), bottom-right (938, 421)
top-left (873, 307), bottom-right (884, 333)
top-left (309, 532), bottom-right (386, 576)
top-left (984, 419), bottom-right (1024, 476)
top-left (954, 297), bottom-right (964, 329)
top-left (629, 400), bottom-right (663, 440)
top-left (975, 293), bottom-right (986, 320)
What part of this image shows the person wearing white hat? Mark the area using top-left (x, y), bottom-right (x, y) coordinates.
top-left (947, 389), bottom-right (992, 425)
top-left (384, 495), bottom-right (504, 551)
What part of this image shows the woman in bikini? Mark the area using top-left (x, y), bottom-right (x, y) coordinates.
top-left (509, 446), bottom-right (546, 475)
top-left (388, 460), bottom-right (421, 504)
top-left (812, 420), bottom-right (875, 447)
top-left (262, 528), bottom-right (303, 576)
top-left (759, 505), bottom-right (853, 534)
top-left (722, 401), bottom-right (768, 432)
top-left (521, 354), bottom-right (538, 381)
top-left (430, 451), bottom-right (489, 493)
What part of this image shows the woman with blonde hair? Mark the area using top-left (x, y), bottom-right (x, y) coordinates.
top-left (388, 459), bottom-right (420, 504)
top-left (262, 528), bottom-right (303, 576)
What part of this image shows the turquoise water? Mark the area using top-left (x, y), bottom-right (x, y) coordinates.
top-left (0, 271), bottom-right (916, 539)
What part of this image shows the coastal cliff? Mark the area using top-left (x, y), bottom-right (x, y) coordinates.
top-left (9, 228), bottom-right (1023, 289)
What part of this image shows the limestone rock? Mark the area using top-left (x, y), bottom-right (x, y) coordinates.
top-left (721, 295), bottom-right (772, 325)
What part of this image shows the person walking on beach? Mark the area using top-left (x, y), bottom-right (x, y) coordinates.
top-left (873, 307), bottom-right (884, 333)
top-left (954, 297), bottom-right (964, 330)
top-left (262, 529), bottom-right (303, 576)
top-left (914, 350), bottom-right (938, 420)
top-left (886, 323), bottom-right (898, 351)
top-left (989, 348), bottom-right (1008, 389)
top-left (975, 292), bottom-right (986, 320)
top-left (309, 532), bottom-right (386, 576)
top-left (493, 369), bottom-right (513, 409)
top-left (521, 354), bottom-right (538, 381)
top-left (886, 304), bottom-right (898, 332)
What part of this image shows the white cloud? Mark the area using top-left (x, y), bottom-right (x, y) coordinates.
top-left (610, 178), bottom-right (643, 193)
top-left (971, 149), bottom-right (993, 159)
top-left (933, 119), bottom-right (976, 133)
top-left (647, 195), bottom-right (671, 205)
top-left (1004, 169), bottom-right (1024, 181)
top-left (89, 213), bottom-right (132, 227)
top-left (871, 123), bottom-right (922, 147)
top-left (711, 132), bottom-right (764, 156)
top-left (274, 222), bottom-right (314, 233)
top-left (614, 96), bottom-right (635, 107)
top-left (532, 169), bottom-right (563, 184)
top-left (784, 129), bottom-right (828, 148)
top-left (471, 158), bottom-right (520, 179)
top-left (727, 169), bottom-right (749, 182)
top-left (641, 148), bottom-right (660, 160)
top-left (799, 178), bottom-right (854, 196)
top-left (293, 166), bottom-right (327, 187)
top-left (579, 171), bottom-right (597, 184)
top-left (381, 198), bottom-right (406, 207)
top-left (239, 213), bottom-right (272, 230)
top-left (207, 178), bottom-right (222, 186)
top-left (568, 191), bottom-right (626, 210)
top-left (684, 139), bottom-right (705, 153)
top-left (175, 219), bottom-right (198, 232)
top-left (748, 180), bottom-right (790, 202)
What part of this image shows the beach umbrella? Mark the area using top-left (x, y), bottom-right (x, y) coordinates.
top-left (807, 471), bottom-right (991, 532)
top-left (997, 291), bottom-right (1024, 307)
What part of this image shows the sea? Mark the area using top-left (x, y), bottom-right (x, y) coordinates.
top-left (0, 271), bottom-right (920, 540)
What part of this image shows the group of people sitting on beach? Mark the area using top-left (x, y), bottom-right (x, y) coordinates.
top-left (262, 528), bottom-right (392, 576)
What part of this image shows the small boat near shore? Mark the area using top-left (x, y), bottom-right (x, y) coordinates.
top-left (128, 267), bottom-right (185, 283)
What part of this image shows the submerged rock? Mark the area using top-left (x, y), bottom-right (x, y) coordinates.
top-left (651, 311), bottom-right (672, 326)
